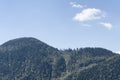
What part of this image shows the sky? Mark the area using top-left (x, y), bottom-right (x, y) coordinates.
top-left (0, 0), bottom-right (120, 53)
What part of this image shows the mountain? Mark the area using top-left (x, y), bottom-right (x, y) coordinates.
top-left (0, 37), bottom-right (66, 80)
top-left (0, 37), bottom-right (119, 80)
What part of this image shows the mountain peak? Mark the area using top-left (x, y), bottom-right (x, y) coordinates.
top-left (1, 37), bottom-right (44, 47)
top-left (0, 37), bottom-right (49, 52)
top-left (0, 37), bottom-right (119, 80)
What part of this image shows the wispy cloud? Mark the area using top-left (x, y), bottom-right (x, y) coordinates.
top-left (70, 2), bottom-right (113, 30)
top-left (100, 22), bottom-right (113, 30)
top-left (70, 2), bottom-right (86, 8)
top-left (73, 8), bottom-right (105, 22)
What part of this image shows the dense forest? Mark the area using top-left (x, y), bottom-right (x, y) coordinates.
top-left (0, 37), bottom-right (120, 80)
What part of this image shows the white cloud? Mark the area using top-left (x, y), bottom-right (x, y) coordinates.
top-left (73, 8), bottom-right (105, 22)
top-left (71, 3), bottom-right (112, 30)
top-left (116, 51), bottom-right (120, 54)
top-left (100, 22), bottom-right (113, 30)
top-left (70, 2), bottom-right (86, 8)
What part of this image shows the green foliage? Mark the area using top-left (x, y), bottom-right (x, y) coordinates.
top-left (0, 37), bottom-right (119, 80)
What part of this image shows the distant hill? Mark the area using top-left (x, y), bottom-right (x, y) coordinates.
top-left (0, 37), bottom-right (119, 80)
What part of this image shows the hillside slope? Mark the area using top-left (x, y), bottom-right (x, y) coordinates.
top-left (0, 37), bottom-right (119, 80)
top-left (0, 37), bottom-right (66, 80)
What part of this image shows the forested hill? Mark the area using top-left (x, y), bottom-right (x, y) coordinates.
top-left (0, 37), bottom-right (119, 80)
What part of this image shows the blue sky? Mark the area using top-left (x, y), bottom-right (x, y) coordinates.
top-left (0, 0), bottom-right (120, 52)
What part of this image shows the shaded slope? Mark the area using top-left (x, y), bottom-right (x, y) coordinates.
top-left (0, 37), bottom-right (119, 80)
top-left (0, 37), bottom-right (66, 80)
top-left (61, 48), bottom-right (116, 80)
top-left (68, 55), bottom-right (120, 80)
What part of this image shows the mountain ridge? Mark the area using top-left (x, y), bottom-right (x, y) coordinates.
top-left (0, 37), bottom-right (119, 80)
